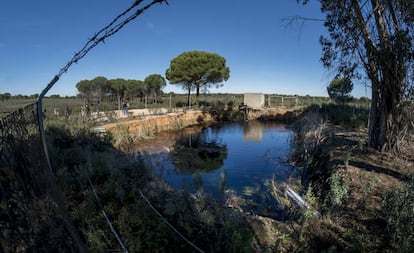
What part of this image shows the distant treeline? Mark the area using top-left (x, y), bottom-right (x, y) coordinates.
top-left (0, 93), bottom-right (35, 101)
top-left (1, 74), bottom-right (168, 107)
top-left (75, 75), bottom-right (166, 108)
top-left (0, 93), bottom-right (79, 101)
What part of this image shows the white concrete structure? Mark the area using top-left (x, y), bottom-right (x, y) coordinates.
top-left (243, 93), bottom-right (265, 109)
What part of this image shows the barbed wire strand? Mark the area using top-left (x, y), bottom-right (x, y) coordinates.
top-left (58, 0), bottom-right (168, 78)
top-left (87, 175), bottom-right (129, 253)
top-left (35, 0), bottom-right (169, 109)
top-left (33, 1), bottom-right (204, 251)
top-left (36, 0), bottom-right (169, 175)
top-left (31, 0), bottom-right (168, 252)
top-left (138, 190), bottom-right (206, 253)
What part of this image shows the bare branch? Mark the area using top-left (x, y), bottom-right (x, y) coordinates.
top-left (282, 15), bottom-right (325, 29)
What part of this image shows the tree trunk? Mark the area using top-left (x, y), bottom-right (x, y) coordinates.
top-left (353, 0), bottom-right (403, 151)
top-left (368, 67), bottom-right (403, 150)
top-left (196, 85), bottom-right (200, 97)
top-left (117, 93), bottom-right (121, 111)
top-left (368, 78), bottom-right (387, 150)
top-left (368, 85), bottom-right (377, 148)
top-left (187, 87), bottom-right (191, 107)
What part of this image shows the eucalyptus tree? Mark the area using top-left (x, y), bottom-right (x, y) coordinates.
top-left (144, 74), bottom-right (166, 104)
top-left (299, 0), bottom-right (414, 151)
top-left (165, 50), bottom-right (230, 106)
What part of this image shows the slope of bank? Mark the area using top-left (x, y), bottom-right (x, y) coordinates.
top-left (100, 108), bottom-right (303, 137)
top-left (284, 111), bottom-right (414, 252)
top-left (102, 110), bottom-right (214, 137)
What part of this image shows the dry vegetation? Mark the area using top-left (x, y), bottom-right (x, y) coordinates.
top-left (269, 106), bottom-right (414, 252)
top-left (2, 96), bottom-right (413, 252)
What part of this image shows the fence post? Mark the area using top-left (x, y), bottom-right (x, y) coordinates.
top-left (37, 75), bottom-right (59, 175)
top-left (36, 75), bottom-right (89, 253)
top-left (169, 94), bottom-right (172, 112)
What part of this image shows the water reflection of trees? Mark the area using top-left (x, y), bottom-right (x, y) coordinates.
top-left (171, 132), bottom-right (227, 174)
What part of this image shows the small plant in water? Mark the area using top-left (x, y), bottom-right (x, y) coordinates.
top-left (219, 170), bottom-right (227, 192)
top-left (193, 173), bottom-right (203, 191)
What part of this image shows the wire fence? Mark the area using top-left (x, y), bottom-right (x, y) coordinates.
top-left (0, 94), bottom-right (336, 134)
top-left (0, 102), bottom-right (207, 252)
top-left (0, 102), bottom-right (89, 251)
top-left (0, 1), bottom-right (177, 252)
top-left (125, 93), bottom-right (330, 111)
top-left (0, 0), bottom-right (376, 250)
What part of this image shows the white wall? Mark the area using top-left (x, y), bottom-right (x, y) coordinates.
top-left (244, 93), bottom-right (264, 109)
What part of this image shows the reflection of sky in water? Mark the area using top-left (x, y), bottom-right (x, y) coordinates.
top-left (145, 121), bottom-right (297, 204)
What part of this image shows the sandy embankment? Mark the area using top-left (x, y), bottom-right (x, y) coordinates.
top-left (102, 110), bottom-right (214, 137)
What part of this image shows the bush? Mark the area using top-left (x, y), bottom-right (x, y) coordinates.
top-left (384, 177), bottom-right (414, 252)
top-left (44, 124), bottom-right (255, 252)
top-left (322, 104), bottom-right (368, 128)
top-left (325, 170), bottom-right (349, 208)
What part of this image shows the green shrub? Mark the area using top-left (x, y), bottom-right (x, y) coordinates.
top-left (384, 177), bottom-right (414, 252)
top-left (326, 170), bottom-right (349, 208)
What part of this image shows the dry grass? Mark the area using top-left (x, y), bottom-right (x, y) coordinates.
top-left (253, 120), bottom-right (414, 252)
top-left (301, 126), bottom-right (413, 252)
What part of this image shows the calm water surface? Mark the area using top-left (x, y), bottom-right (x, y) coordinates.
top-left (138, 121), bottom-right (297, 211)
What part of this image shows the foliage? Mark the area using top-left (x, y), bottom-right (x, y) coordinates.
top-left (291, 109), bottom-right (328, 172)
top-left (75, 76), bottom-right (108, 105)
top-left (76, 75), bottom-right (165, 108)
top-left (76, 79), bottom-right (93, 101)
top-left (207, 100), bottom-right (242, 121)
top-left (307, 103), bottom-right (369, 129)
top-left (299, 0), bottom-right (414, 151)
top-left (327, 77), bottom-right (353, 104)
top-left (125, 79), bottom-right (146, 103)
top-left (325, 170), bottom-right (348, 208)
top-left (144, 74), bottom-right (167, 103)
top-left (165, 50), bottom-right (230, 106)
top-left (91, 76), bottom-right (109, 102)
top-left (0, 92), bottom-right (11, 101)
top-left (108, 78), bottom-right (127, 111)
top-left (0, 117), bottom-right (88, 251)
top-left (384, 177), bottom-right (414, 252)
top-left (300, 184), bottom-right (319, 240)
top-left (0, 119), bottom-right (258, 252)
top-left (292, 104), bottom-right (363, 206)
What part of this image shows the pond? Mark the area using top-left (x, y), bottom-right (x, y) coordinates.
top-left (136, 120), bottom-right (298, 218)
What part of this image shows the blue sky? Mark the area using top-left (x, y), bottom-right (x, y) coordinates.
top-left (0, 0), bottom-right (368, 98)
